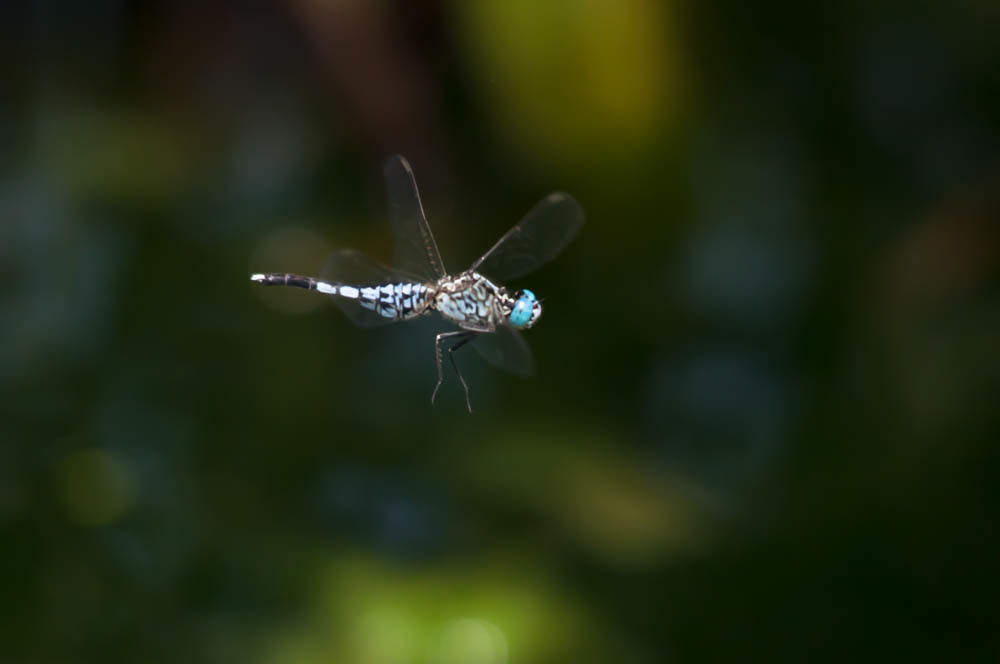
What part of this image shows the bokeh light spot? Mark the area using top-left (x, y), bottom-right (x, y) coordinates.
top-left (429, 618), bottom-right (508, 664)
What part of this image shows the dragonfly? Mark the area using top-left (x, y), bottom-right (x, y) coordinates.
top-left (250, 155), bottom-right (584, 412)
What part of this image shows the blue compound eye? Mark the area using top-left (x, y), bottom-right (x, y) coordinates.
top-left (509, 289), bottom-right (537, 328)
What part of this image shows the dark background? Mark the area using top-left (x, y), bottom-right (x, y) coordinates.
top-left (2, 1), bottom-right (999, 662)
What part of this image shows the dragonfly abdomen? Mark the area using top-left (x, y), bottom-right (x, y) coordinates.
top-left (357, 281), bottom-right (432, 321)
top-left (249, 273), bottom-right (431, 322)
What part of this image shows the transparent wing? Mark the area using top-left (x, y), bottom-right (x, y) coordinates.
top-left (319, 248), bottom-right (410, 327)
top-left (384, 154), bottom-right (447, 282)
top-left (471, 326), bottom-right (536, 377)
top-left (470, 192), bottom-right (584, 282)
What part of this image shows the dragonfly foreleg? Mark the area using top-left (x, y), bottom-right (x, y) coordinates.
top-left (431, 330), bottom-right (477, 412)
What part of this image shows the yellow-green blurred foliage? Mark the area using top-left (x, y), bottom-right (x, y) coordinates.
top-left (456, 0), bottom-right (682, 169)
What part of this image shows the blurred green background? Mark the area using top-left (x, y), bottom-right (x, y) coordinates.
top-left (2, 1), bottom-right (999, 662)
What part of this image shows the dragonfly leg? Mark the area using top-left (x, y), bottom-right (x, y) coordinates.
top-left (448, 333), bottom-right (477, 413)
top-left (431, 331), bottom-right (476, 409)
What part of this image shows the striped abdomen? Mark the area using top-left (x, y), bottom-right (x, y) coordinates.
top-left (356, 281), bottom-right (432, 320)
top-left (250, 273), bottom-right (431, 322)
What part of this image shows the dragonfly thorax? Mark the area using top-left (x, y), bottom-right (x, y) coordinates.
top-left (431, 271), bottom-right (541, 330)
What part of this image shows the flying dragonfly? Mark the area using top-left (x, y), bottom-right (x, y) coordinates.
top-left (250, 155), bottom-right (584, 412)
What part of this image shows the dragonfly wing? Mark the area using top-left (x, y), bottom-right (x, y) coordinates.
top-left (471, 325), bottom-right (536, 377)
top-left (319, 248), bottom-right (413, 327)
top-left (384, 155), bottom-right (447, 283)
top-left (471, 192), bottom-right (584, 282)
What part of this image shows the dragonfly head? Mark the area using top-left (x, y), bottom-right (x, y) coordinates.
top-left (509, 289), bottom-right (542, 329)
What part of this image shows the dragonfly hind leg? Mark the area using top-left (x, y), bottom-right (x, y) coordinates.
top-left (431, 331), bottom-right (477, 413)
